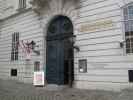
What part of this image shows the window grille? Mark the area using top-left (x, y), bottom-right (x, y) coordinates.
top-left (124, 5), bottom-right (133, 54)
top-left (11, 32), bottom-right (19, 61)
top-left (19, 0), bottom-right (26, 9)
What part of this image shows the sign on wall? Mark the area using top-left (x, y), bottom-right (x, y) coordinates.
top-left (33, 71), bottom-right (44, 86)
top-left (78, 20), bottom-right (114, 33)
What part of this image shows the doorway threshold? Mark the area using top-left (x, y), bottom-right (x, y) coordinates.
top-left (43, 84), bottom-right (69, 91)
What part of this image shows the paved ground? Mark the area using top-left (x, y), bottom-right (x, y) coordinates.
top-left (0, 79), bottom-right (133, 100)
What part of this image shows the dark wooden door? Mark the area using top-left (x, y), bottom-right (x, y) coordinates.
top-left (46, 16), bottom-right (73, 85)
top-left (46, 40), bottom-right (64, 84)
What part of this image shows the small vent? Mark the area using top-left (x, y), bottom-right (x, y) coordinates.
top-left (128, 70), bottom-right (133, 82)
top-left (11, 69), bottom-right (17, 77)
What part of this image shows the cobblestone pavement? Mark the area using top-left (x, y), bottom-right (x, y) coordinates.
top-left (0, 79), bottom-right (133, 100)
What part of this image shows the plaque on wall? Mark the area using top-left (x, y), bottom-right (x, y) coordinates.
top-left (79, 59), bottom-right (87, 73)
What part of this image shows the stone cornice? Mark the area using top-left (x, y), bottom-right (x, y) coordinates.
top-left (29, 0), bottom-right (49, 14)
top-left (30, 0), bottom-right (49, 9)
top-left (30, 0), bottom-right (78, 14)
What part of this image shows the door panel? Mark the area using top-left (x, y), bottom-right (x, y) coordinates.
top-left (46, 40), bottom-right (65, 84)
top-left (58, 40), bottom-right (64, 85)
top-left (46, 41), bottom-right (59, 84)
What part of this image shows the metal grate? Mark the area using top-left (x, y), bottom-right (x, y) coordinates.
top-left (19, 0), bottom-right (26, 9)
top-left (11, 32), bottom-right (19, 61)
top-left (124, 5), bottom-right (133, 54)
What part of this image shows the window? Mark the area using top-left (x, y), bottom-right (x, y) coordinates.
top-left (19, 0), bottom-right (26, 9)
top-left (124, 5), bottom-right (133, 54)
top-left (11, 32), bottom-right (19, 61)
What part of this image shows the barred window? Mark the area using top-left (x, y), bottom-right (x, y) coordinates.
top-left (19, 0), bottom-right (26, 9)
top-left (124, 5), bottom-right (133, 54)
top-left (11, 32), bottom-right (19, 61)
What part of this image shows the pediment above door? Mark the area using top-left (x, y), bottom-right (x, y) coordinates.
top-left (30, 0), bottom-right (79, 14)
top-left (30, 0), bottom-right (49, 9)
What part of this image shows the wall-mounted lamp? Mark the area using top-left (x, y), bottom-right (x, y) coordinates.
top-left (120, 40), bottom-right (125, 48)
top-left (68, 35), bottom-right (76, 44)
top-left (68, 35), bottom-right (80, 52)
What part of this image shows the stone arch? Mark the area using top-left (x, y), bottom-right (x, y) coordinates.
top-left (39, 0), bottom-right (78, 37)
top-left (44, 13), bottom-right (76, 36)
top-left (46, 15), bottom-right (74, 36)
top-left (32, 0), bottom-right (78, 81)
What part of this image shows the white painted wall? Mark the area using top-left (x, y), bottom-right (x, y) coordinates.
top-left (0, 9), bottom-right (43, 83)
top-left (0, 0), bottom-right (32, 19)
top-left (74, 0), bottom-right (133, 91)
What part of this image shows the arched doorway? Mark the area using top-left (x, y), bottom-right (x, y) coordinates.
top-left (46, 16), bottom-right (74, 85)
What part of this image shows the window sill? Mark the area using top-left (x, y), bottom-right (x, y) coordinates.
top-left (126, 53), bottom-right (133, 56)
top-left (16, 7), bottom-right (27, 12)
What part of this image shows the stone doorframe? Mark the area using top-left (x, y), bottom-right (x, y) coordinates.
top-left (30, 0), bottom-right (79, 84)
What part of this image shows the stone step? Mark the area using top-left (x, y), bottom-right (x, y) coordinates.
top-left (36, 84), bottom-right (69, 91)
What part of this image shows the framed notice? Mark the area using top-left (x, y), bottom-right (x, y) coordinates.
top-left (33, 71), bottom-right (45, 86)
top-left (79, 59), bottom-right (87, 73)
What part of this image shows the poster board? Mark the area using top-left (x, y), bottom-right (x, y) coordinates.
top-left (33, 71), bottom-right (45, 86)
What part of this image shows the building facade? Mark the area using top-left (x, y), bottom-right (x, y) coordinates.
top-left (0, 0), bottom-right (133, 91)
